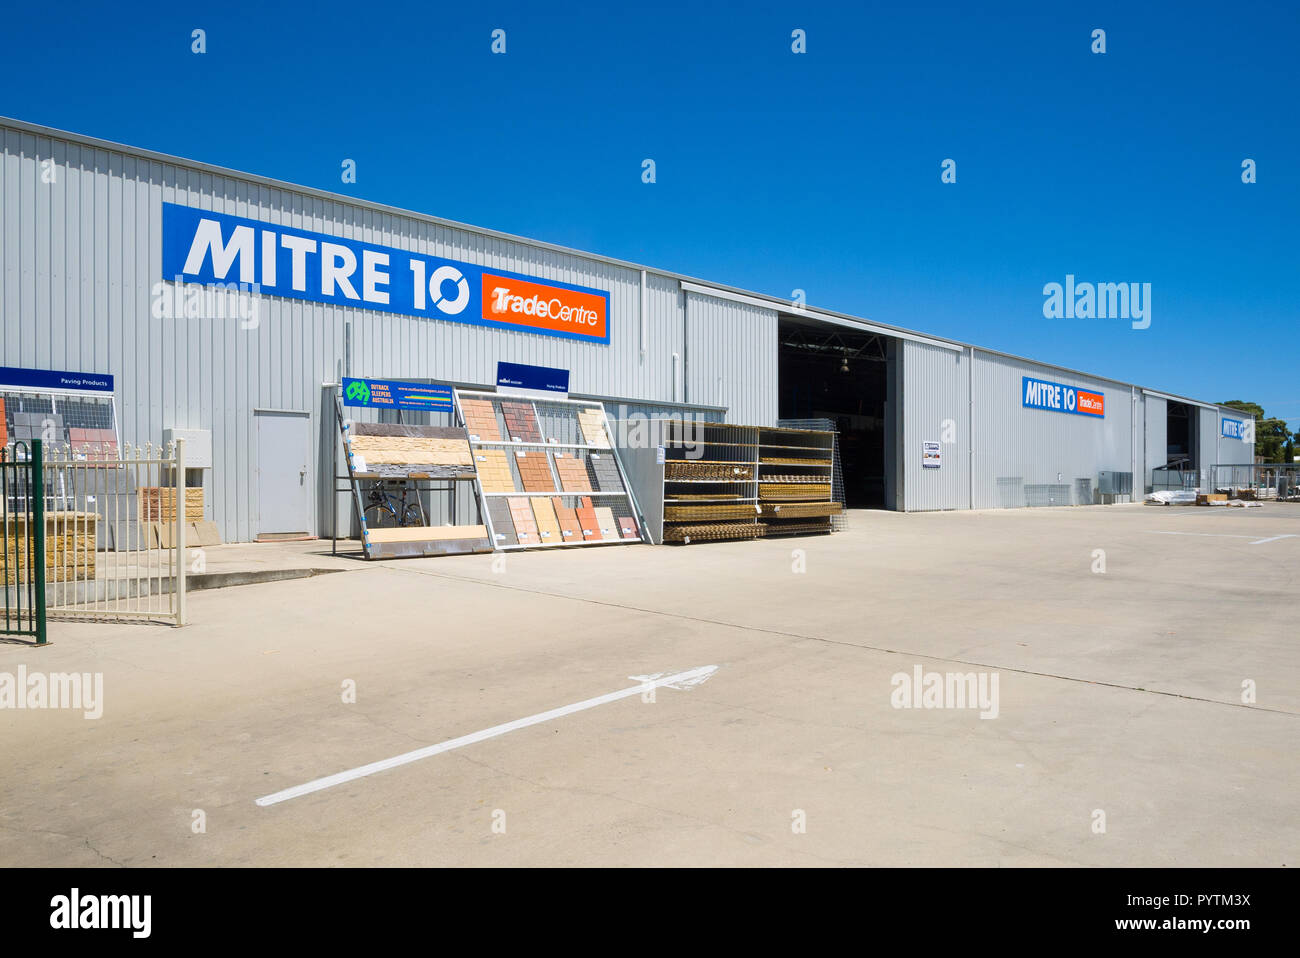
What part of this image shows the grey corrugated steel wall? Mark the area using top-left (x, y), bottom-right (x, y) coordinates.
top-left (0, 123), bottom-right (752, 542)
top-left (901, 341), bottom-right (969, 511)
top-left (1144, 395), bottom-right (1167, 490)
top-left (684, 291), bottom-right (777, 425)
top-left (1131, 388), bottom-right (1145, 493)
top-left (967, 352), bottom-right (1136, 509)
top-left (1197, 407), bottom-right (1219, 485)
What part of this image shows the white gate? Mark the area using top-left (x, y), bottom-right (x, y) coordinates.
top-left (40, 440), bottom-right (188, 625)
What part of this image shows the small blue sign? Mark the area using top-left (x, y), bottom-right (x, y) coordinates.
top-left (342, 377), bottom-right (453, 412)
top-left (0, 365), bottom-right (114, 393)
top-left (1222, 417), bottom-right (1247, 439)
top-left (496, 361), bottom-right (570, 397)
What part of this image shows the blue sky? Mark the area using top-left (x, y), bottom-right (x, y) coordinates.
top-left (2, 1), bottom-right (1296, 422)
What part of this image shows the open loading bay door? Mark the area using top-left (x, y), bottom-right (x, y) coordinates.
top-left (777, 315), bottom-right (898, 508)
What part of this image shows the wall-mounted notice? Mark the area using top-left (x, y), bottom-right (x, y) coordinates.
top-left (0, 365), bottom-right (114, 393)
top-left (922, 441), bottom-right (941, 468)
top-left (342, 377), bottom-right (453, 412)
top-left (1022, 376), bottom-right (1105, 418)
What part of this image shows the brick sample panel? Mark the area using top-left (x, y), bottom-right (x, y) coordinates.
top-left (501, 400), bottom-right (543, 443)
top-left (585, 452), bottom-right (624, 492)
top-left (475, 449), bottom-right (517, 493)
top-left (530, 497), bottom-right (563, 545)
top-left (593, 506), bottom-right (618, 540)
top-left (551, 497), bottom-right (582, 543)
top-left (514, 449), bottom-right (555, 492)
top-left (576, 496), bottom-right (602, 541)
top-left (485, 499), bottom-right (518, 547)
top-left (507, 497), bottom-right (540, 546)
top-left (553, 452), bottom-right (592, 492)
top-left (459, 398), bottom-right (502, 441)
top-left (618, 515), bottom-right (640, 540)
top-left (577, 408), bottom-right (611, 447)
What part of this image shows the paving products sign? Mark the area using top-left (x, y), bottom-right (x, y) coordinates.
top-left (496, 361), bottom-right (570, 399)
top-left (1022, 376), bottom-right (1105, 418)
top-left (0, 365), bottom-right (113, 393)
top-left (922, 441), bottom-right (941, 468)
top-left (162, 203), bottom-right (610, 344)
top-left (342, 377), bottom-right (453, 412)
top-left (1221, 417), bottom-right (1254, 442)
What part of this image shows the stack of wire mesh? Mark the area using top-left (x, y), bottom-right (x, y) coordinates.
top-left (776, 418), bottom-right (848, 531)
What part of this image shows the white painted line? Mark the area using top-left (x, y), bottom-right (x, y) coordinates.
top-left (255, 665), bottom-right (720, 807)
top-left (1147, 531), bottom-right (1257, 539)
top-left (1147, 531), bottom-right (1298, 546)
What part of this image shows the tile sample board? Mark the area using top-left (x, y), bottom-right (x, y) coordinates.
top-left (459, 398), bottom-right (503, 441)
top-left (501, 400), bottom-right (544, 443)
top-left (585, 452), bottom-right (625, 492)
top-left (486, 499), bottom-right (519, 547)
top-left (593, 506), bottom-right (619, 540)
top-left (578, 408), bottom-right (612, 447)
top-left (474, 449), bottom-right (517, 493)
top-left (507, 497), bottom-right (540, 546)
top-left (551, 497), bottom-right (582, 543)
top-left (514, 449), bottom-right (556, 492)
top-left (576, 496), bottom-right (602, 541)
top-left (553, 453), bottom-right (593, 492)
top-left (530, 496), bottom-right (563, 545)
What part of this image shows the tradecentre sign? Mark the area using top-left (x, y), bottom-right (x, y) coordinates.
top-left (1022, 376), bottom-right (1105, 418)
top-left (161, 203), bottom-right (610, 344)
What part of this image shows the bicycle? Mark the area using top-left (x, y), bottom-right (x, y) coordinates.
top-left (363, 480), bottom-right (427, 528)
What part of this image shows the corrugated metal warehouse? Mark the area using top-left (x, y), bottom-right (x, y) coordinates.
top-left (0, 116), bottom-right (1253, 543)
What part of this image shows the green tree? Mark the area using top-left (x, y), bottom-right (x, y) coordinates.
top-left (1219, 400), bottom-right (1293, 462)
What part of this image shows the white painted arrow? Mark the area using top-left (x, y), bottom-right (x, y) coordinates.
top-left (255, 665), bottom-right (719, 807)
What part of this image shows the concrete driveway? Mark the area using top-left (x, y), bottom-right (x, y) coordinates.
top-left (2, 503), bottom-right (1296, 866)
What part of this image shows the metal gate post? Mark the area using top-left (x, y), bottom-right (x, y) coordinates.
top-left (175, 438), bottom-right (187, 626)
top-left (31, 439), bottom-right (47, 645)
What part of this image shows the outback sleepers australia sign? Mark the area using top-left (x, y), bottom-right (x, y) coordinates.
top-left (161, 203), bottom-right (610, 344)
top-left (1022, 376), bottom-right (1105, 418)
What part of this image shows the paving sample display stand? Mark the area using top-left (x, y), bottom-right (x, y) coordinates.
top-left (454, 390), bottom-right (647, 551)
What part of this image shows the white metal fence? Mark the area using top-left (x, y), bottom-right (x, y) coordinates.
top-left (37, 439), bottom-right (188, 625)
